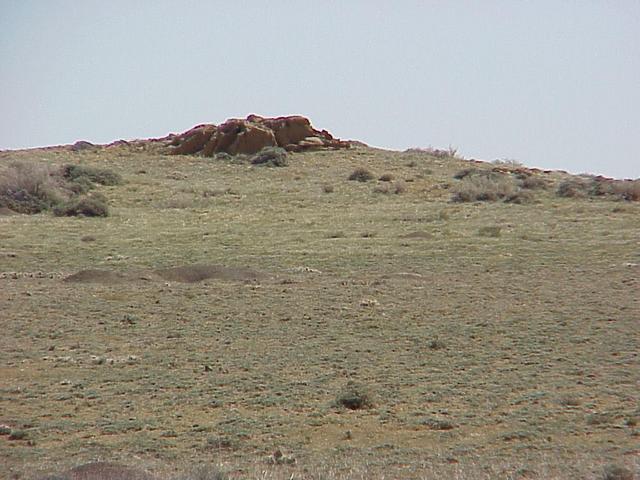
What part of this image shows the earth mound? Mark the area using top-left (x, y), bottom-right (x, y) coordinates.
top-left (64, 265), bottom-right (269, 284)
top-left (39, 462), bottom-right (156, 480)
top-left (155, 264), bottom-right (268, 283)
top-left (169, 114), bottom-right (351, 156)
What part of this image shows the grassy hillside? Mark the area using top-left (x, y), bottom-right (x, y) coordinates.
top-left (0, 143), bottom-right (638, 479)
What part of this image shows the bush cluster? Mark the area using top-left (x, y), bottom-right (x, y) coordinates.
top-left (0, 160), bottom-right (121, 216)
top-left (451, 168), bottom-right (545, 203)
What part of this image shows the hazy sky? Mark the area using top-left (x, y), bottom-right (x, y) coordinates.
top-left (1, 1), bottom-right (638, 178)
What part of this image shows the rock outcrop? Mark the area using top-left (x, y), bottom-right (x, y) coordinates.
top-left (169, 115), bottom-right (350, 156)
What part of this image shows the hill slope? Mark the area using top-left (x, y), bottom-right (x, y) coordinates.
top-left (1, 141), bottom-right (638, 479)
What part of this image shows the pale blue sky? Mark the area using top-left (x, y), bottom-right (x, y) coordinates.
top-left (1, 1), bottom-right (638, 178)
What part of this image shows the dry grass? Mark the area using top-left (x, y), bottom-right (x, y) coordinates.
top-left (1, 143), bottom-right (638, 480)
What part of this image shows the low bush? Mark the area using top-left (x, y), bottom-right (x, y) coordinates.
top-left (405, 146), bottom-right (458, 159)
top-left (379, 173), bottom-right (394, 182)
top-left (519, 175), bottom-right (548, 190)
top-left (53, 194), bottom-right (109, 217)
top-left (348, 167), bottom-right (375, 182)
top-left (610, 180), bottom-right (640, 201)
top-left (335, 381), bottom-right (373, 410)
top-left (451, 175), bottom-right (518, 202)
top-left (61, 164), bottom-right (123, 186)
top-left (0, 160), bottom-right (121, 216)
top-left (249, 147), bottom-right (288, 167)
top-left (556, 178), bottom-right (593, 198)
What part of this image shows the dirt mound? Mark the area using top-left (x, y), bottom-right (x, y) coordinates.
top-left (40, 462), bottom-right (156, 480)
top-left (169, 115), bottom-right (350, 156)
top-left (155, 264), bottom-right (268, 283)
top-left (64, 265), bottom-right (269, 284)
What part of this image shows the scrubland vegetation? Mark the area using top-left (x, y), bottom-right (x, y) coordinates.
top-left (1, 142), bottom-right (638, 479)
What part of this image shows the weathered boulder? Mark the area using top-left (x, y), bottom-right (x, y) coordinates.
top-left (169, 115), bottom-right (350, 156)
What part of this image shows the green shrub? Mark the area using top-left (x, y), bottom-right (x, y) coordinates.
top-left (348, 167), bottom-right (375, 182)
top-left (53, 194), bottom-right (109, 217)
top-left (249, 147), bottom-right (288, 167)
top-left (61, 164), bottom-right (123, 186)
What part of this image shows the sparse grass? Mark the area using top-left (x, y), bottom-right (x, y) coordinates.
top-left (1, 143), bottom-right (638, 480)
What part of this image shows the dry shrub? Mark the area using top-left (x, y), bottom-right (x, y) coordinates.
top-left (379, 173), bottom-right (394, 182)
top-left (519, 175), bottom-right (548, 190)
top-left (405, 146), bottom-right (458, 158)
top-left (504, 189), bottom-right (534, 204)
top-left (348, 167), bottom-right (375, 182)
top-left (454, 168), bottom-right (490, 180)
top-left (336, 381), bottom-right (373, 410)
top-left (452, 175), bottom-right (518, 202)
top-left (610, 180), bottom-right (640, 201)
top-left (321, 184), bottom-right (334, 193)
top-left (478, 225), bottom-right (502, 237)
top-left (601, 463), bottom-right (635, 480)
top-left (176, 465), bottom-right (229, 480)
top-left (0, 161), bottom-right (64, 213)
top-left (393, 181), bottom-right (407, 194)
top-left (556, 178), bottom-right (592, 198)
top-left (373, 184), bottom-right (390, 194)
top-left (249, 146), bottom-right (288, 167)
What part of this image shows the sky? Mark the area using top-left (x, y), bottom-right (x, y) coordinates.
top-left (1, 1), bottom-right (638, 179)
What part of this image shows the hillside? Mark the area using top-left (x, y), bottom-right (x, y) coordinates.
top-left (0, 121), bottom-right (639, 479)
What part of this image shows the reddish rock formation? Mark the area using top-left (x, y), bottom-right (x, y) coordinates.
top-left (169, 115), bottom-right (350, 156)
